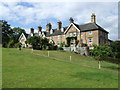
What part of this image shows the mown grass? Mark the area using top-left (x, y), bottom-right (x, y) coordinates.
top-left (2, 48), bottom-right (118, 88)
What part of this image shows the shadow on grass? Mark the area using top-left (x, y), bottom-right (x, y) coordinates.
top-left (70, 72), bottom-right (117, 81)
top-left (102, 66), bottom-right (120, 71)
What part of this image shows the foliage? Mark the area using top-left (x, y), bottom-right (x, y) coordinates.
top-left (27, 36), bottom-right (41, 49)
top-left (57, 47), bottom-right (63, 50)
top-left (0, 20), bottom-right (26, 47)
top-left (27, 36), bottom-right (49, 50)
top-left (91, 45), bottom-right (112, 60)
top-left (66, 36), bottom-right (77, 47)
top-left (110, 40), bottom-right (120, 59)
top-left (0, 20), bottom-right (14, 47)
top-left (7, 40), bottom-right (15, 48)
top-left (14, 42), bottom-right (22, 48)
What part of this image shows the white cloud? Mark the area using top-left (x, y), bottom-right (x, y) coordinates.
top-left (0, 2), bottom-right (118, 40)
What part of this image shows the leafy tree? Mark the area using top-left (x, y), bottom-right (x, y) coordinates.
top-left (7, 40), bottom-right (15, 48)
top-left (0, 20), bottom-right (14, 47)
top-left (91, 45), bottom-right (112, 60)
top-left (27, 36), bottom-right (50, 50)
top-left (110, 40), bottom-right (120, 59)
top-left (28, 36), bottom-right (41, 49)
top-left (41, 38), bottom-right (49, 49)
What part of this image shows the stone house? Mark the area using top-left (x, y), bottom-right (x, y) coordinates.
top-left (45, 13), bottom-right (109, 47)
top-left (19, 13), bottom-right (109, 48)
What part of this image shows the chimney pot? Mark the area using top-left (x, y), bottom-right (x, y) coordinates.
top-left (69, 17), bottom-right (74, 24)
top-left (46, 23), bottom-right (52, 32)
top-left (91, 13), bottom-right (96, 23)
top-left (57, 21), bottom-right (62, 30)
top-left (38, 26), bottom-right (42, 32)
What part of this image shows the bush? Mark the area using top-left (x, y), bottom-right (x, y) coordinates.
top-left (57, 47), bottom-right (63, 50)
top-left (14, 42), bottom-right (21, 48)
top-left (91, 45), bottom-right (112, 60)
top-left (7, 40), bottom-right (15, 48)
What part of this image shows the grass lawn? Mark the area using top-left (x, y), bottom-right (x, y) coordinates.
top-left (2, 48), bottom-right (119, 88)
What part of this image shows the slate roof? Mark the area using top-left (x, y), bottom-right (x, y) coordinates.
top-left (46, 22), bottom-right (108, 37)
top-left (46, 28), bottom-right (66, 37)
top-left (74, 23), bottom-right (108, 33)
top-left (25, 22), bottom-right (108, 37)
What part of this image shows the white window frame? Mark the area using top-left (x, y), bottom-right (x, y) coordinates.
top-left (70, 32), bottom-right (73, 37)
top-left (88, 38), bottom-right (92, 43)
top-left (88, 31), bottom-right (92, 35)
top-left (73, 32), bottom-right (76, 36)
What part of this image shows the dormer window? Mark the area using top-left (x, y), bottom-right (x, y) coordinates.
top-left (88, 31), bottom-right (92, 35)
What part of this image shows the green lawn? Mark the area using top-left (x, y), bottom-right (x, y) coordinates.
top-left (2, 48), bottom-right (119, 88)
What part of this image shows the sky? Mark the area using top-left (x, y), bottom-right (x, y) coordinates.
top-left (0, 1), bottom-right (118, 41)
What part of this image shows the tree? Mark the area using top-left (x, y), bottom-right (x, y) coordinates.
top-left (41, 38), bottom-right (49, 50)
top-left (91, 45), bottom-right (112, 60)
top-left (110, 40), bottom-right (120, 59)
top-left (0, 20), bottom-right (14, 47)
top-left (27, 36), bottom-right (41, 49)
top-left (27, 36), bottom-right (50, 50)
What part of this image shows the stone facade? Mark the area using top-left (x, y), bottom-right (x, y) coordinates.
top-left (45, 14), bottom-right (109, 47)
top-left (19, 13), bottom-right (109, 48)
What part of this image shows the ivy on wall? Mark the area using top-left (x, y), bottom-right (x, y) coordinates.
top-left (66, 36), bottom-right (77, 47)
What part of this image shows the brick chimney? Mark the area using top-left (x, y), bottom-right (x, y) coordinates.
top-left (91, 13), bottom-right (96, 23)
top-left (69, 17), bottom-right (74, 24)
top-left (38, 26), bottom-right (42, 33)
top-left (30, 28), bottom-right (34, 36)
top-left (46, 23), bottom-right (52, 32)
top-left (57, 21), bottom-right (62, 30)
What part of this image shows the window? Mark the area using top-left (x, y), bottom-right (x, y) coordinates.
top-left (80, 40), bottom-right (83, 43)
top-left (73, 32), bottom-right (76, 36)
top-left (57, 41), bottom-right (60, 45)
top-left (88, 31), bottom-right (92, 35)
top-left (88, 38), bottom-right (92, 43)
top-left (70, 32), bottom-right (73, 36)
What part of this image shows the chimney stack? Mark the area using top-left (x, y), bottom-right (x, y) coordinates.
top-left (57, 21), bottom-right (62, 30)
top-left (46, 23), bottom-right (52, 32)
top-left (69, 17), bottom-right (74, 24)
top-left (30, 28), bottom-right (34, 36)
top-left (38, 26), bottom-right (42, 33)
top-left (91, 13), bottom-right (96, 23)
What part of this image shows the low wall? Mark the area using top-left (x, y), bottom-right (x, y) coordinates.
top-left (63, 47), bottom-right (89, 56)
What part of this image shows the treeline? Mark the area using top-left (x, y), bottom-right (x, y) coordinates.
top-left (0, 20), bottom-right (56, 50)
top-left (0, 20), bottom-right (27, 48)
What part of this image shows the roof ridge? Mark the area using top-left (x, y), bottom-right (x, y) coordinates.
top-left (79, 22), bottom-right (93, 26)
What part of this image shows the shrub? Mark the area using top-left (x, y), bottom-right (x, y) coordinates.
top-left (14, 42), bottom-right (21, 48)
top-left (7, 40), bottom-right (15, 48)
top-left (57, 47), bottom-right (63, 50)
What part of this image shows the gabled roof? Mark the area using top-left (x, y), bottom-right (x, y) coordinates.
top-left (64, 22), bottom-right (109, 34)
top-left (18, 33), bottom-right (27, 41)
top-left (77, 23), bottom-right (108, 33)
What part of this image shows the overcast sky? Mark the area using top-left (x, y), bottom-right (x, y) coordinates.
top-left (0, 2), bottom-right (118, 41)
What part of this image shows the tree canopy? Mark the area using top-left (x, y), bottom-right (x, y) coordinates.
top-left (0, 20), bottom-right (14, 47)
